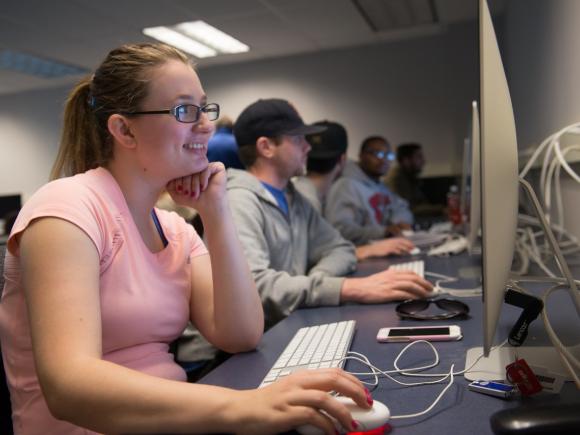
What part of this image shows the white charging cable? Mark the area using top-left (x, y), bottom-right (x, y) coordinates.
top-left (340, 339), bottom-right (508, 419)
top-left (509, 278), bottom-right (580, 387)
top-left (424, 271), bottom-right (482, 297)
top-left (518, 122), bottom-right (580, 277)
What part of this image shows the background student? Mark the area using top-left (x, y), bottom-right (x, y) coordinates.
top-left (325, 136), bottom-right (414, 245)
top-left (385, 142), bottom-right (445, 218)
top-left (227, 99), bottom-right (433, 329)
top-left (295, 120), bottom-right (415, 259)
top-left (206, 115), bottom-right (244, 169)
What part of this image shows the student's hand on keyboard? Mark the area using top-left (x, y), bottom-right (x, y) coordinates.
top-left (361, 237), bottom-right (415, 258)
top-left (236, 369), bottom-right (370, 435)
top-left (341, 268), bottom-right (433, 303)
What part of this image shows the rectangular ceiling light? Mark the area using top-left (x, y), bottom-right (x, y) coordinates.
top-left (176, 21), bottom-right (249, 54)
top-left (0, 50), bottom-right (89, 78)
top-left (143, 26), bottom-right (217, 58)
top-left (143, 20), bottom-right (249, 59)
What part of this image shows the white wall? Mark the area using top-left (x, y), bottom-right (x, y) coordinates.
top-left (200, 21), bottom-right (478, 177)
top-left (0, 22), bottom-right (478, 202)
top-left (502, 0), bottom-right (580, 240)
top-left (0, 87), bottom-right (67, 201)
top-left (504, 0), bottom-right (580, 147)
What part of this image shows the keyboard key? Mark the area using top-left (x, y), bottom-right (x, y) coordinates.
top-left (259, 320), bottom-right (356, 387)
top-left (389, 260), bottom-right (425, 278)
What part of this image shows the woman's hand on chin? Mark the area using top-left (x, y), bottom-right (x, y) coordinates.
top-left (166, 162), bottom-right (227, 212)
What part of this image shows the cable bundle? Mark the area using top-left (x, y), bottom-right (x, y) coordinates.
top-left (516, 123), bottom-right (580, 276)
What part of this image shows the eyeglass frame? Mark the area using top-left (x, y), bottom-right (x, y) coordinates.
top-left (121, 102), bottom-right (220, 123)
top-left (363, 149), bottom-right (395, 161)
top-left (395, 298), bottom-right (470, 320)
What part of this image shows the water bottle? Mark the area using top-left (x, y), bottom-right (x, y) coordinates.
top-left (447, 184), bottom-right (462, 225)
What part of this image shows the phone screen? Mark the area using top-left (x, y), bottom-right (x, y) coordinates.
top-left (388, 327), bottom-right (450, 337)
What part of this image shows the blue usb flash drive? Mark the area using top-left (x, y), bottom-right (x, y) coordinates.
top-left (468, 380), bottom-right (516, 399)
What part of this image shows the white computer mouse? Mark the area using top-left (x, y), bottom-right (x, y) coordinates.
top-left (409, 247), bottom-right (421, 255)
top-left (296, 396), bottom-right (390, 435)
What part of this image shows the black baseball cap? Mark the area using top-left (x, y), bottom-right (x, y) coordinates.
top-left (234, 98), bottom-right (326, 147)
top-left (306, 120), bottom-right (348, 159)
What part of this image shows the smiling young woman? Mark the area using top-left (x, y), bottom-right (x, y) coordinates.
top-left (0, 43), bottom-right (369, 435)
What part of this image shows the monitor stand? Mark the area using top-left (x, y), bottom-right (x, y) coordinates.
top-left (464, 344), bottom-right (580, 382)
top-left (465, 178), bottom-right (580, 386)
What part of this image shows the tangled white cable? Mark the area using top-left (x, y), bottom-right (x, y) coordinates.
top-left (340, 339), bottom-right (508, 419)
top-left (424, 271), bottom-right (482, 297)
top-left (518, 122), bottom-right (580, 275)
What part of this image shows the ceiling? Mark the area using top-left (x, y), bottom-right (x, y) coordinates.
top-left (0, 0), bottom-right (505, 96)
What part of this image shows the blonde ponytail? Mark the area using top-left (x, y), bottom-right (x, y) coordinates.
top-left (50, 43), bottom-right (192, 179)
top-left (50, 77), bottom-right (106, 179)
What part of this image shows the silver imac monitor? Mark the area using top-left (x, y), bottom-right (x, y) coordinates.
top-left (463, 100), bottom-right (480, 255)
top-left (463, 0), bottom-right (520, 379)
top-left (479, 0), bottom-right (519, 358)
top-left (459, 105), bottom-right (473, 228)
top-left (465, 0), bottom-right (579, 382)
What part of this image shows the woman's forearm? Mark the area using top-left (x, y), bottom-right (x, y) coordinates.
top-left (200, 200), bottom-right (264, 350)
top-left (42, 356), bottom-right (245, 433)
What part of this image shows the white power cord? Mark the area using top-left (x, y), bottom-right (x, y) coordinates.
top-left (518, 122), bottom-right (580, 275)
top-left (340, 339), bottom-right (508, 419)
top-left (424, 271), bottom-right (482, 297)
top-left (509, 278), bottom-right (580, 388)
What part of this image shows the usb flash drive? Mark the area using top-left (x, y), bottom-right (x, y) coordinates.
top-left (468, 380), bottom-right (517, 399)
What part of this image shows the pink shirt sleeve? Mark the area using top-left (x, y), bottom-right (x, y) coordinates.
top-left (8, 178), bottom-right (106, 258)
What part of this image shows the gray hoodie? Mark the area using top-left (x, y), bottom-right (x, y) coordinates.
top-left (325, 160), bottom-right (413, 245)
top-left (227, 168), bottom-right (357, 329)
top-left (292, 176), bottom-right (323, 214)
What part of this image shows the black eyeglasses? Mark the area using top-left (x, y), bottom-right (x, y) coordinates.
top-left (123, 102), bottom-right (220, 123)
top-left (396, 298), bottom-right (469, 320)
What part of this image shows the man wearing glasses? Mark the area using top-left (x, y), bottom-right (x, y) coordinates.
top-left (296, 122), bottom-right (416, 260)
top-left (325, 136), bottom-right (414, 246)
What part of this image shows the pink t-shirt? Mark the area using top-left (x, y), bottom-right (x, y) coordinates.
top-left (0, 167), bottom-right (208, 435)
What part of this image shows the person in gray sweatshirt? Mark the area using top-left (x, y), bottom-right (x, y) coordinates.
top-left (295, 120), bottom-right (416, 260)
top-left (229, 99), bottom-right (433, 329)
top-left (325, 136), bottom-right (414, 246)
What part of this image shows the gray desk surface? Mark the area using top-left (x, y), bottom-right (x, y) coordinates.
top-left (199, 253), bottom-right (580, 434)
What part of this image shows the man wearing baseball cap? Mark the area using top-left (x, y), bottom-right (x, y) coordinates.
top-left (227, 99), bottom-right (433, 329)
top-left (295, 121), bottom-right (416, 260)
top-left (293, 120), bottom-right (348, 214)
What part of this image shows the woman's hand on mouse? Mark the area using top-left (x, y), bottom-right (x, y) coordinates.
top-left (232, 368), bottom-right (371, 435)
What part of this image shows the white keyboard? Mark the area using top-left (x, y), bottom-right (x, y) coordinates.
top-left (389, 260), bottom-right (425, 278)
top-left (259, 320), bottom-right (356, 388)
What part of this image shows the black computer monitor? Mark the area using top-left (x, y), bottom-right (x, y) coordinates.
top-left (0, 195), bottom-right (21, 235)
top-left (0, 195), bottom-right (21, 219)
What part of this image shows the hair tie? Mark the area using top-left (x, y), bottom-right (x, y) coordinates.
top-left (88, 95), bottom-right (96, 108)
